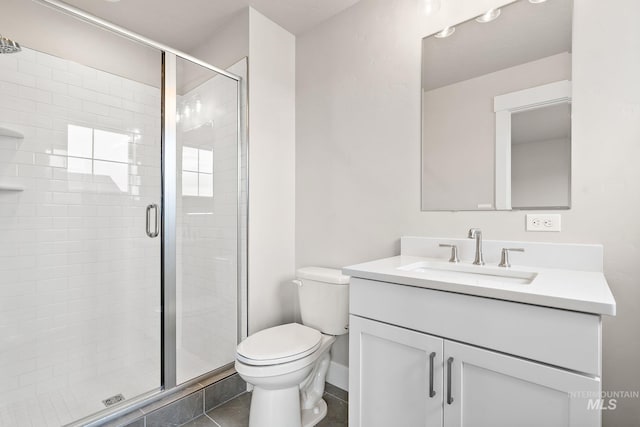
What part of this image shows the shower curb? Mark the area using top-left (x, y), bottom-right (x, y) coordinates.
top-left (88, 367), bottom-right (245, 427)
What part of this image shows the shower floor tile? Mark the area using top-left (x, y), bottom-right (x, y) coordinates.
top-left (0, 358), bottom-right (158, 427)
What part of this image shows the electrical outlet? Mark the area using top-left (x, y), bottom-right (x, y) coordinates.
top-left (526, 214), bottom-right (561, 232)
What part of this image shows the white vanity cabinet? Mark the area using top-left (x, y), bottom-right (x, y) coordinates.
top-left (348, 277), bottom-right (603, 427)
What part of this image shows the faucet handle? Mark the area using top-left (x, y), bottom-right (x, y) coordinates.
top-left (439, 244), bottom-right (460, 263)
top-left (499, 248), bottom-right (525, 268)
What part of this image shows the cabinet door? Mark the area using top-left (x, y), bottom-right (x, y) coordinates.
top-left (443, 340), bottom-right (601, 427)
top-left (349, 315), bottom-right (444, 427)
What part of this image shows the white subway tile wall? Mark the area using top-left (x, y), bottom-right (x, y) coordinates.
top-left (0, 47), bottom-right (162, 425)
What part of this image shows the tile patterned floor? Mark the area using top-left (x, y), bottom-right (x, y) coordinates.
top-left (182, 384), bottom-right (348, 427)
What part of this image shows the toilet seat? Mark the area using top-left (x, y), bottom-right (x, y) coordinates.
top-left (236, 323), bottom-right (322, 366)
top-left (235, 334), bottom-right (335, 380)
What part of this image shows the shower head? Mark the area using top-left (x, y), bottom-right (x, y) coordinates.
top-left (0, 34), bottom-right (21, 54)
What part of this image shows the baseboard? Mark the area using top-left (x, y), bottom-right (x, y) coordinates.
top-left (326, 361), bottom-right (348, 391)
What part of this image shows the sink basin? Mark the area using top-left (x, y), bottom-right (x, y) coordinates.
top-left (397, 261), bottom-right (537, 285)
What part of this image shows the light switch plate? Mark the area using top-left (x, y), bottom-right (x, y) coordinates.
top-left (526, 214), bottom-right (561, 232)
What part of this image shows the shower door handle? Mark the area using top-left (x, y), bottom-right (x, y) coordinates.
top-left (146, 204), bottom-right (160, 238)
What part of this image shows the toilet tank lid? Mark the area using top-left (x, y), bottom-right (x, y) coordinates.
top-left (296, 267), bottom-right (350, 284)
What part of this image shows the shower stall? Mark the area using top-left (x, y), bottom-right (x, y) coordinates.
top-left (0, 1), bottom-right (246, 426)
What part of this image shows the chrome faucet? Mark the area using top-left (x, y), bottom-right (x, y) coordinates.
top-left (468, 228), bottom-right (484, 265)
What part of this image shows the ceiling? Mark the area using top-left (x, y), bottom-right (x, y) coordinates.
top-left (63, 0), bottom-right (362, 52)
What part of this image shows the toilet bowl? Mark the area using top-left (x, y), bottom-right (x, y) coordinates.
top-left (235, 267), bottom-right (349, 427)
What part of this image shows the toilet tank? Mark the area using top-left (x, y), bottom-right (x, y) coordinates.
top-left (296, 267), bottom-right (350, 336)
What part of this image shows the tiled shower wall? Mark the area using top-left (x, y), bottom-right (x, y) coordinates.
top-left (176, 59), bottom-right (245, 383)
top-left (0, 47), bottom-right (161, 418)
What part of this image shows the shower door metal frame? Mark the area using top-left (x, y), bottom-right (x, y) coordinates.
top-left (34, 0), bottom-right (248, 424)
top-left (161, 51), bottom-right (178, 389)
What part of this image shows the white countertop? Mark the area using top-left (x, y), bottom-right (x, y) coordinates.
top-left (343, 255), bottom-right (616, 316)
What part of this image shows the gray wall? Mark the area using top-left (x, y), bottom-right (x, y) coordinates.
top-left (296, 0), bottom-right (640, 425)
top-left (512, 137), bottom-right (571, 208)
top-left (246, 8), bottom-right (297, 334)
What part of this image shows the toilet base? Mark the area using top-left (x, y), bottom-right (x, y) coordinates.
top-left (301, 398), bottom-right (328, 427)
top-left (249, 385), bottom-right (301, 427)
top-left (247, 387), bottom-right (329, 427)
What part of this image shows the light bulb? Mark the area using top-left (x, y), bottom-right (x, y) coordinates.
top-left (434, 26), bottom-right (455, 38)
top-left (475, 8), bottom-right (501, 23)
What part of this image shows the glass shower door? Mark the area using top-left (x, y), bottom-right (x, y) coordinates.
top-left (174, 57), bottom-right (241, 384)
top-left (0, 18), bottom-right (162, 425)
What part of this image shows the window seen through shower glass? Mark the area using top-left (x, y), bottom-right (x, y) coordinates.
top-left (67, 124), bottom-right (132, 192)
top-left (182, 146), bottom-right (213, 197)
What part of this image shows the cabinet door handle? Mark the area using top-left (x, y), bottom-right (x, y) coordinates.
top-left (429, 352), bottom-right (436, 398)
top-left (447, 357), bottom-right (454, 405)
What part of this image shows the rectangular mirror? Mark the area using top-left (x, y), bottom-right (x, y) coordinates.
top-left (421, 0), bottom-right (573, 211)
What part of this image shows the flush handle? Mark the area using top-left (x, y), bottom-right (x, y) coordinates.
top-left (429, 352), bottom-right (436, 398)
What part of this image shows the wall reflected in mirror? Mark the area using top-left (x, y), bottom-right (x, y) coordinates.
top-left (421, 0), bottom-right (573, 211)
top-left (511, 101), bottom-right (571, 209)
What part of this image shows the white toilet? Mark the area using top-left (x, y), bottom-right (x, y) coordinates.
top-left (235, 267), bottom-right (350, 427)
